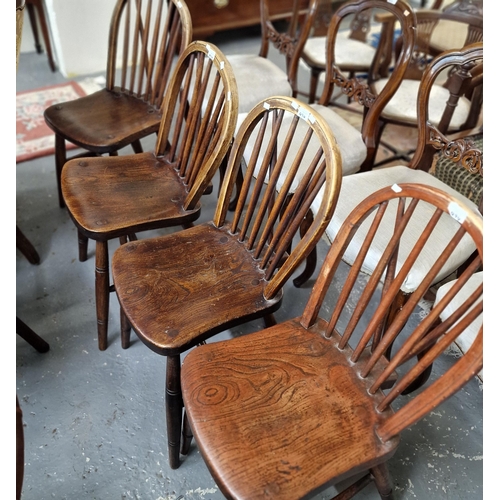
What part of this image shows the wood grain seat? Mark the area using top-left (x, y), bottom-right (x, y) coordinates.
top-left (63, 152), bottom-right (201, 241)
top-left (113, 223), bottom-right (283, 354)
top-left (44, 89), bottom-right (163, 153)
top-left (43, 0), bottom-right (193, 209)
top-left (182, 317), bottom-right (400, 500)
top-left (61, 41), bottom-right (239, 352)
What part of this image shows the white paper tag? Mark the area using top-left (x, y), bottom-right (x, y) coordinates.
top-left (220, 61), bottom-right (224, 70)
top-left (227, 91), bottom-right (231, 101)
top-left (206, 45), bottom-right (215, 60)
top-left (263, 102), bottom-right (271, 110)
top-left (297, 106), bottom-right (310, 122)
top-left (448, 202), bottom-right (467, 224)
top-left (391, 184), bottom-right (402, 193)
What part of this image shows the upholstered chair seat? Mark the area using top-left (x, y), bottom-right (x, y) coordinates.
top-left (372, 78), bottom-right (472, 128)
top-left (311, 166), bottom-right (481, 294)
top-left (435, 271), bottom-right (483, 380)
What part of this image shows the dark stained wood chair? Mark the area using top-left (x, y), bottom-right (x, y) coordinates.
top-left (61, 41), bottom-right (239, 352)
top-left (111, 95), bottom-right (343, 469)
top-left (43, 0), bottom-right (192, 209)
top-left (181, 182), bottom-right (483, 500)
top-left (370, 0), bottom-right (483, 165)
top-left (299, 42), bottom-right (483, 291)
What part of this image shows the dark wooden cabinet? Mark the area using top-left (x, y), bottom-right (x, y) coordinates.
top-left (186, 0), bottom-right (309, 38)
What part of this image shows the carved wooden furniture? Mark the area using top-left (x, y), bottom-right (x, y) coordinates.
top-left (300, 43), bottom-right (483, 325)
top-left (181, 181), bottom-right (483, 500)
top-left (299, 0), bottom-right (379, 103)
top-left (25, 0), bottom-right (56, 71)
top-left (111, 96), bottom-right (343, 469)
top-left (185, 0), bottom-right (309, 38)
top-left (44, 0), bottom-right (192, 208)
top-left (220, 0), bottom-right (310, 119)
top-left (61, 41), bottom-right (238, 351)
top-left (371, 0), bottom-right (483, 165)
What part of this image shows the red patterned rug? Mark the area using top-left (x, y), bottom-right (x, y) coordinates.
top-left (16, 80), bottom-right (99, 163)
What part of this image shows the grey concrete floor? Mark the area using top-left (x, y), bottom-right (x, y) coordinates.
top-left (16, 22), bottom-right (483, 500)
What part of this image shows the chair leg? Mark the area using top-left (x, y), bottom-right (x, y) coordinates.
top-left (78, 230), bottom-right (89, 262)
top-left (309, 68), bottom-right (321, 104)
top-left (293, 208), bottom-right (316, 288)
top-left (370, 463), bottom-right (394, 500)
top-left (120, 307), bottom-right (131, 349)
top-left (166, 355), bottom-right (182, 469)
top-left (16, 226), bottom-right (40, 265)
top-left (55, 133), bottom-right (67, 208)
top-left (16, 396), bottom-right (24, 500)
top-left (131, 139), bottom-right (143, 154)
top-left (16, 317), bottom-right (50, 353)
top-left (181, 409), bottom-right (193, 455)
top-left (95, 240), bottom-right (110, 351)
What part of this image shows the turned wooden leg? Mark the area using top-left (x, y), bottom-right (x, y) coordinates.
top-left (309, 69), bottom-right (321, 104)
top-left (95, 240), bottom-right (110, 351)
top-left (55, 133), bottom-right (67, 208)
top-left (371, 463), bottom-right (394, 500)
top-left (120, 307), bottom-right (131, 349)
top-left (181, 409), bottom-right (193, 455)
top-left (16, 317), bottom-right (50, 353)
top-left (166, 355), bottom-right (182, 469)
top-left (78, 230), bottom-right (89, 262)
top-left (293, 208), bottom-right (316, 288)
top-left (16, 226), bottom-right (40, 265)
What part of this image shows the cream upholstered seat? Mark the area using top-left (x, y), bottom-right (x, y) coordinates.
top-left (236, 0), bottom-right (416, 183)
top-left (312, 166), bottom-right (480, 293)
top-left (372, 78), bottom-right (472, 129)
top-left (302, 43), bottom-right (483, 292)
top-left (435, 271), bottom-right (483, 380)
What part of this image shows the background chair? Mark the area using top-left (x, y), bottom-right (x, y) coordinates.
top-left (111, 95), bottom-right (343, 469)
top-left (181, 181), bottom-right (483, 500)
top-left (299, 42), bottom-right (483, 294)
top-left (61, 40), bottom-right (238, 352)
top-left (299, 0), bottom-right (383, 104)
top-left (44, 0), bottom-right (192, 208)
top-left (370, 0), bottom-right (483, 165)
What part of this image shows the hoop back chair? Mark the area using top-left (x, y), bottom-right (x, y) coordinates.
top-left (370, 0), bottom-right (483, 164)
top-left (181, 182), bottom-right (483, 500)
top-left (44, 0), bottom-right (192, 208)
top-left (297, 42), bottom-right (483, 292)
top-left (61, 41), bottom-right (239, 352)
top-left (112, 96), bottom-right (343, 469)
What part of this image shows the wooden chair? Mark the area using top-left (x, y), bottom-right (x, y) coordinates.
top-left (299, 0), bottom-right (382, 104)
top-left (298, 42), bottom-right (483, 291)
top-left (241, 0), bottom-right (416, 180)
top-left (181, 182), bottom-right (483, 500)
top-left (61, 40), bottom-right (239, 352)
top-left (25, 0), bottom-right (56, 71)
top-left (43, 0), bottom-right (192, 208)
top-left (111, 95), bottom-right (343, 469)
top-left (370, 0), bottom-right (483, 165)
top-left (220, 0), bottom-right (311, 118)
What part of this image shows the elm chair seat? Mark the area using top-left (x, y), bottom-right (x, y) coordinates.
top-left (44, 89), bottom-right (163, 153)
top-left (181, 181), bottom-right (483, 500)
top-left (61, 41), bottom-right (239, 351)
top-left (43, 0), bottom-right (193, 209)
top-left (112, 95), bottom-right (344, 469)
